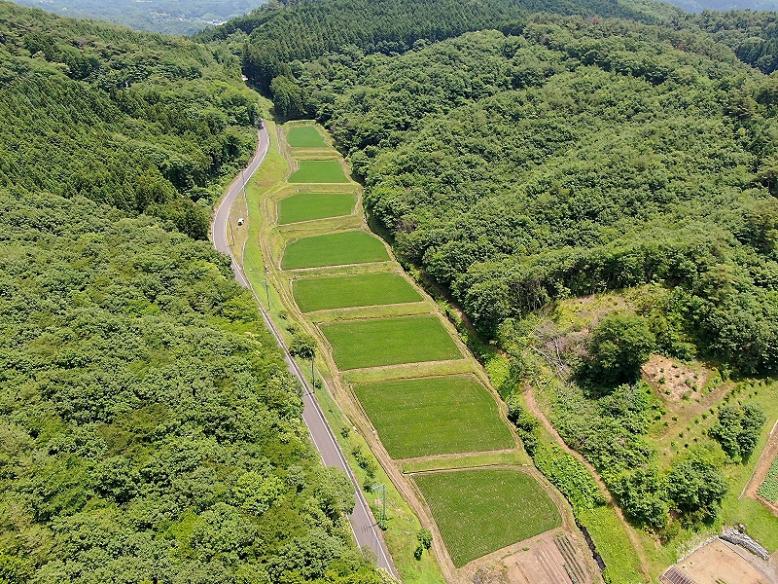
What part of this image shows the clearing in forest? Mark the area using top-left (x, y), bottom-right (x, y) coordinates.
top-left (293, 271), bottom-right (422, 312)
top-left (354, 375), bottom-right (515, 459)
top-left (289, 159), bottom-right (347, 183)
top-left (286, 125), bottom-right (327, 148)
top-left (278, 192), bottom-right (356, 224)
top-left (414, 468), bottom-right (562, 567)
top-left (320, 315), bottom-right (463, 370)
top-left (281, 230), bottom-right (389, 269)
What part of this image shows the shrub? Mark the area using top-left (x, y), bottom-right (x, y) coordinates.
top-left (709, 404), bottom-right (766, 461)
top-left (666, 458), bottom-right (727, 523)
top-left (584, 314), bottom-right (656, 386)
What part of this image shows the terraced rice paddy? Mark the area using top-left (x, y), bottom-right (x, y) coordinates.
top-left (293, 272), bottom-right (421, 312)
top-left (278, 192), bottom-right (356, 224)
top-left (354, 376), bottom-right (514, 458)
top-left (282, 230), bottom-right (389, 269)
top-left (287, 125), bottom-right (326, 148)
top-left (260, 121), bottom-right (563, 572)
top-left (414, 469), bottom-right (562, 567)
top-left (321, 315), bottom-right (462, 370)
top-left (289, 159), bottom-right (347, 183)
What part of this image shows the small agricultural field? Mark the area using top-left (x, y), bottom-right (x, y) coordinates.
top-left (758, 458), bottom-right (778, 504)
top-left (286, 125), bottom-right (326, 148)
top-left (320, 315), bottom-right (462, 370)
top-left (294, 271), bottom-right (421, 312)
top-left (289, 159), bottom-right (347, 183)
top-left (354, 375), bottom-right (514, 459)
top-left (281, 230), bottom-right (389, 269)
top-left (278, 192), bottom-right (356, 224)
top-left (414, 469), bottom-right (561, 567)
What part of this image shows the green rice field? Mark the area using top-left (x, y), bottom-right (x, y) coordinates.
top-left (278, 192), bottom-right (356, 224)
top-left (293, 271), bottom-right (421, 312)
top-left (281, 231), bottom-right (390, 269)
top-left (414, 469), bottom-right (561, 567)
top-left (320, 315), bottom-right (462, 370)
top-left (287, 126), bottom-right (326, 148)
top-left (289, 159), bottom-right (348, 183)
top-left (354, 376), bottom-right (514, 459)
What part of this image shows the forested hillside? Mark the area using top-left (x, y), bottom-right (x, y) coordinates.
top-left (693, 10), bottom-right (778, 72)
top-left (0, 4), bottom-right (380, 582)
top-left (273, 18), bottom-right (778, 377)
top-left (0, 192), bottom-right (379, 584)
top-left (0, 2), bottom-right (259, 239)
top-left (12, 0), bottom-right (265, 35)
top-left (203, 0), bottom-right (678, 90)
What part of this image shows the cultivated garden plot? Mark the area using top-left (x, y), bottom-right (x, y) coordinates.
top-left (758, 458), bottom-right (778, 504)
top-left (277, 192), bottom-right (356, 224)
top-left (286, 125), bottom-right (327, 148)
top-left (354, 375), bottom-right (515, 459)
top-left (320, 315), bottom-right (463, 370)
top-left (288, 159), bottom-right (348, 183)
top-left (293, 271), bottom-right (422, 312)
top-left (414, 469), bottom-right (562, 567)
top-left (281, 230), bottom-right (390, 269)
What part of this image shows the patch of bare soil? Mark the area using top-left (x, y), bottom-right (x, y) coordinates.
top-left (463, 529), bottom-right (598, 584)
top-left (642, 355), bottom-right (710, 403)
top-left (662, 538), bottom-right (777, 584)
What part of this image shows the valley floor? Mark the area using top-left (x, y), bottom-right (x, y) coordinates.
top-left (231, 119), bottom-right (603, 584)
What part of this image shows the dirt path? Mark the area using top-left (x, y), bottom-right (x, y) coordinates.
top-left (524, 387), bottom-right (653, 580)
top-left (743, 420), bottom-right (778, 514)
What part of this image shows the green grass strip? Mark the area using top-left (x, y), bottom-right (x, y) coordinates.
top-left (320, 315), bottom-right (462, 370)
top-left (415, 469), bottom-right (561, 567)
top-left (289, 159), bottom-right (347, 183)
top-left (282, 230), bottom-right (389, 270)
top-left (278, 192), bottom-right (356, 224)
top-left (355, 376), bottom-right (514, 459)
top-left (294, 271), bottom-right (421, 312)
top-left (287, 126), bottom-right (326, 148)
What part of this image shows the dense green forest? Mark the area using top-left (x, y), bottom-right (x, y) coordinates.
top-left (12, 0), bottom-right (265, 35)
top-left (203, 0), bottom-right (677, 90)
top-left (262, 18), bottom-right (778, 376)
top-left (0, 191), bottom-right (380, 584)
top-left (0, 1), bottom-right (260, 239)
top-left (692, 10), bottom-right (778, 72)
top-left (0, 4), bottom-right (380, 582)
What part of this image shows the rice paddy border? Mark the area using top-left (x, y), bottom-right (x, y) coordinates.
top-left (248, 119), bottom-right (587, 579)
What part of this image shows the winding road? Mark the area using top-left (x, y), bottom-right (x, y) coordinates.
top-left (211, 124), bottom-right (398, 578)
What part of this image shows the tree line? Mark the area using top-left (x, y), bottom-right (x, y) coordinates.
top-left (202, 0), bottom-right (675, 91)
top-left (0, 1), bottom-right (260, 240)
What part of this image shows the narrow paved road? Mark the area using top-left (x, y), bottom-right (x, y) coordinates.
top-left (210, 124), bottom-right (398, 578)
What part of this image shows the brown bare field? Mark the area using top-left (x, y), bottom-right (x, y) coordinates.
top-left (661, 538), bottom-right (777, 584)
